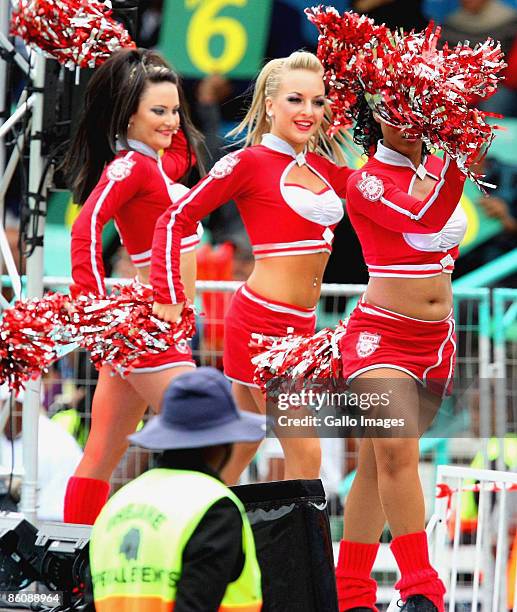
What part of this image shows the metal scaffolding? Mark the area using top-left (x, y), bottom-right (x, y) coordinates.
top-left (0, 9), bottom-right (48, 522)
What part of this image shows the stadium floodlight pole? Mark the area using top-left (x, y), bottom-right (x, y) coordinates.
top-left (20, 52), bottom-right (47, 524)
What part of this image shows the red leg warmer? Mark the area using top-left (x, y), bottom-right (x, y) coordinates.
top-left (335, 540), bottom-right (380, 611)
top-left (63, 476), bottom-right (110, 525)
top-left (390, 531), bottom-right (445, 612)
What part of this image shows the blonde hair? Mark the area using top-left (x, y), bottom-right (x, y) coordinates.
top-left (228, 51), bottom-right (351, 165)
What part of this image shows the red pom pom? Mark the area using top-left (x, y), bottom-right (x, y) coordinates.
top-left (0, 281), bottom-right (197, 391)
top-left (250, 321), bottom-right (347, 391)
top-left (0, 292), bottom-right (74, 392)
top-left (10, 0), bottom-right (135, 69)
top-left (306, 7), bottom-right (506, 186)
top-left (70, 281), bottom-right (197, 376)
top-left (306, 7), bottom-right (390, 132)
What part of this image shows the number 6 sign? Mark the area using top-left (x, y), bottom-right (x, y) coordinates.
top-left (159, 0), bottom-right (273, 78)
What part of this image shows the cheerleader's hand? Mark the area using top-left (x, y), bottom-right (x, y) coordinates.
top-left (152, 301), bottom-right (184, 324)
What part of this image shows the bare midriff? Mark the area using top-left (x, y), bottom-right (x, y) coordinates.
top-left (244, 163), bottom-right (334, 308)
top-left (365, 274), bottom-right (453, 321)
top-left (247, 252), bottom-right (330, 309)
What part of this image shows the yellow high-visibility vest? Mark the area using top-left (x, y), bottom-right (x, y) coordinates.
top-left (90, 468), bottom-right (262, 612)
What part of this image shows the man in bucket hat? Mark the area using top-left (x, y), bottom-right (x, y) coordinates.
top-left (89, 367), bottom-right (265, 612)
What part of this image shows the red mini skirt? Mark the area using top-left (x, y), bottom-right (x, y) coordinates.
top-left (224, 284), bottom-right (317, 387)
top-left (131, 339), bottom-right (196, 373)
top-left (339, 298), bottom-right (456, 397)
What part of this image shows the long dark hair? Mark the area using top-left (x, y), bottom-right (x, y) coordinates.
top-left (353, 93), bottom-right (383, 157)
top-left (63, 48), bottom-right (204, 204)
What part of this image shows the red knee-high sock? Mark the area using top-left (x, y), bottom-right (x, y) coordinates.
top-left (390, 531), bottom-right (445, 612)
top-left (335, 540), bottom-right (379, 611)
top-left (64, 476), bottom-right (110, 524)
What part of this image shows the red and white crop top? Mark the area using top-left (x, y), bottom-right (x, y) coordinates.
top-left (151, 133), bottom-right (353, 304)
top-left (71, 132), bottom-right (201, 295)
top-left (346, 141), bottom-right (468, 279)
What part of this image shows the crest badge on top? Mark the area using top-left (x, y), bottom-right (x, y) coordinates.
top-left (107, 158), bottom-right (136, 182)
top-left (209, 153), bottom-right (241, 179)
top-left (357, 172), bottom-right (384, 202)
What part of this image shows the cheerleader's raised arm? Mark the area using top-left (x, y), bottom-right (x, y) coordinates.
top-left (346, 154), bottom-right (466, 234)
top-left (161, 127), bottom-right (197, 180)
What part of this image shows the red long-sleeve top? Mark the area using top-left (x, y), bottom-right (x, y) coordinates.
top-left (151, 133), bottom-right (353, 304)
top-left (346, 141), bottom-right (468, 278)
top-left (71, 132), bottom-right (200, 295)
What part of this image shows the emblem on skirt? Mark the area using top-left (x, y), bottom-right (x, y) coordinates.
top-left (357, 172), bottom-right (384, 201)
top-left (175, 339), bottom-right (189, 354)
top-left (356, 331), bottom-right (381, 357)
top-left (209, 153), bottom-right (240, 179)
top-left (106, 158), bottom-right (136, 182)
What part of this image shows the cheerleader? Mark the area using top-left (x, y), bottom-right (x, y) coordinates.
top-left (284, 9), bottom-right (505, 609)
top-left (150, 51), bottom-right (353, 482)
top-left (334, 95), bottom-right (466, 612)
top-left (62, 48), bottom-right (203, 524)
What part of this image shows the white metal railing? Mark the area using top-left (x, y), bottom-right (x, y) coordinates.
top-left (430, 465), bottom-right (517, 612)
top-left (34, 276), bottom-right (369, 296)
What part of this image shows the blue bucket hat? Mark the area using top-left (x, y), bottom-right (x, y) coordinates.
top-left (128, 367), bottom-right (267, 450)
